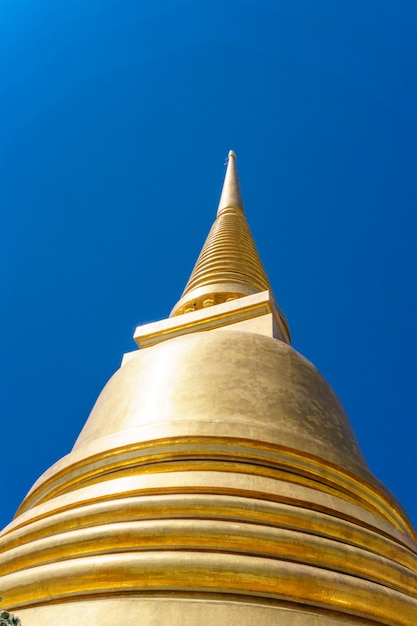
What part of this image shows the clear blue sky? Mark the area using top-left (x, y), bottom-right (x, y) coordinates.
top-left (1, 1), bottom-right (416, 531)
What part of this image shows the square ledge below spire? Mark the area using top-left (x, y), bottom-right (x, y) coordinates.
top-left (128, 291), bottom-right (289, 361)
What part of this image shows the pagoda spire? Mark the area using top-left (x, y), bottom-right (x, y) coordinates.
top-left (170, 151), bottom-right (285, 327)
top-left (217, 150), bottom-right (244, 215)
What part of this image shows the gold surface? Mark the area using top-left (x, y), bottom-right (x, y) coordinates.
top-left (3, 476), bottom-right (417, 620)
top-left (1, 151), bottom-right (417, 625)
top-left (14, 434), bottom-right (413, 536)
top-left (70, 330), bottom-right (369, 472)
top-left (2, 518), bottom-right (417, 596)
top-left (2, 551), bottom-right (417, 624)
top-left (3, 493), bottom-right (417, 573)
top-left (13, 596), bottom-right (391, 626)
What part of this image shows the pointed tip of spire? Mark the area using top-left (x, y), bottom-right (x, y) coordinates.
top-left (217, 149), bottom-right (244, 215)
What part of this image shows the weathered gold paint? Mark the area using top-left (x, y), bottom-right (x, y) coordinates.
top-left (1, 151), bottom-right (416, 625)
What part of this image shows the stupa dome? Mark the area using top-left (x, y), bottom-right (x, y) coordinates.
top-left (72, 330), bottom-right (367, 476)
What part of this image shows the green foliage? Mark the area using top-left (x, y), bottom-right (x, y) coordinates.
top-left (0, 611), bottom-right (21, 626)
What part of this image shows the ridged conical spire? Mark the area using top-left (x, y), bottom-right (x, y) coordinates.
top-left (170, 151), bottom-right (276, 317)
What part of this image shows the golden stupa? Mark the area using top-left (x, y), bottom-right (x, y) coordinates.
top-left (1, 152), bottom-right (417, 625)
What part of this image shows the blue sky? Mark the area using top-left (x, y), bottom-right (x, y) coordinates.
top-left (1, 1), bottom-right (416, 531)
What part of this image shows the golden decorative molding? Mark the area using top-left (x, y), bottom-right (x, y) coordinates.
top-left (13, 436), bottom-right (415, 537)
